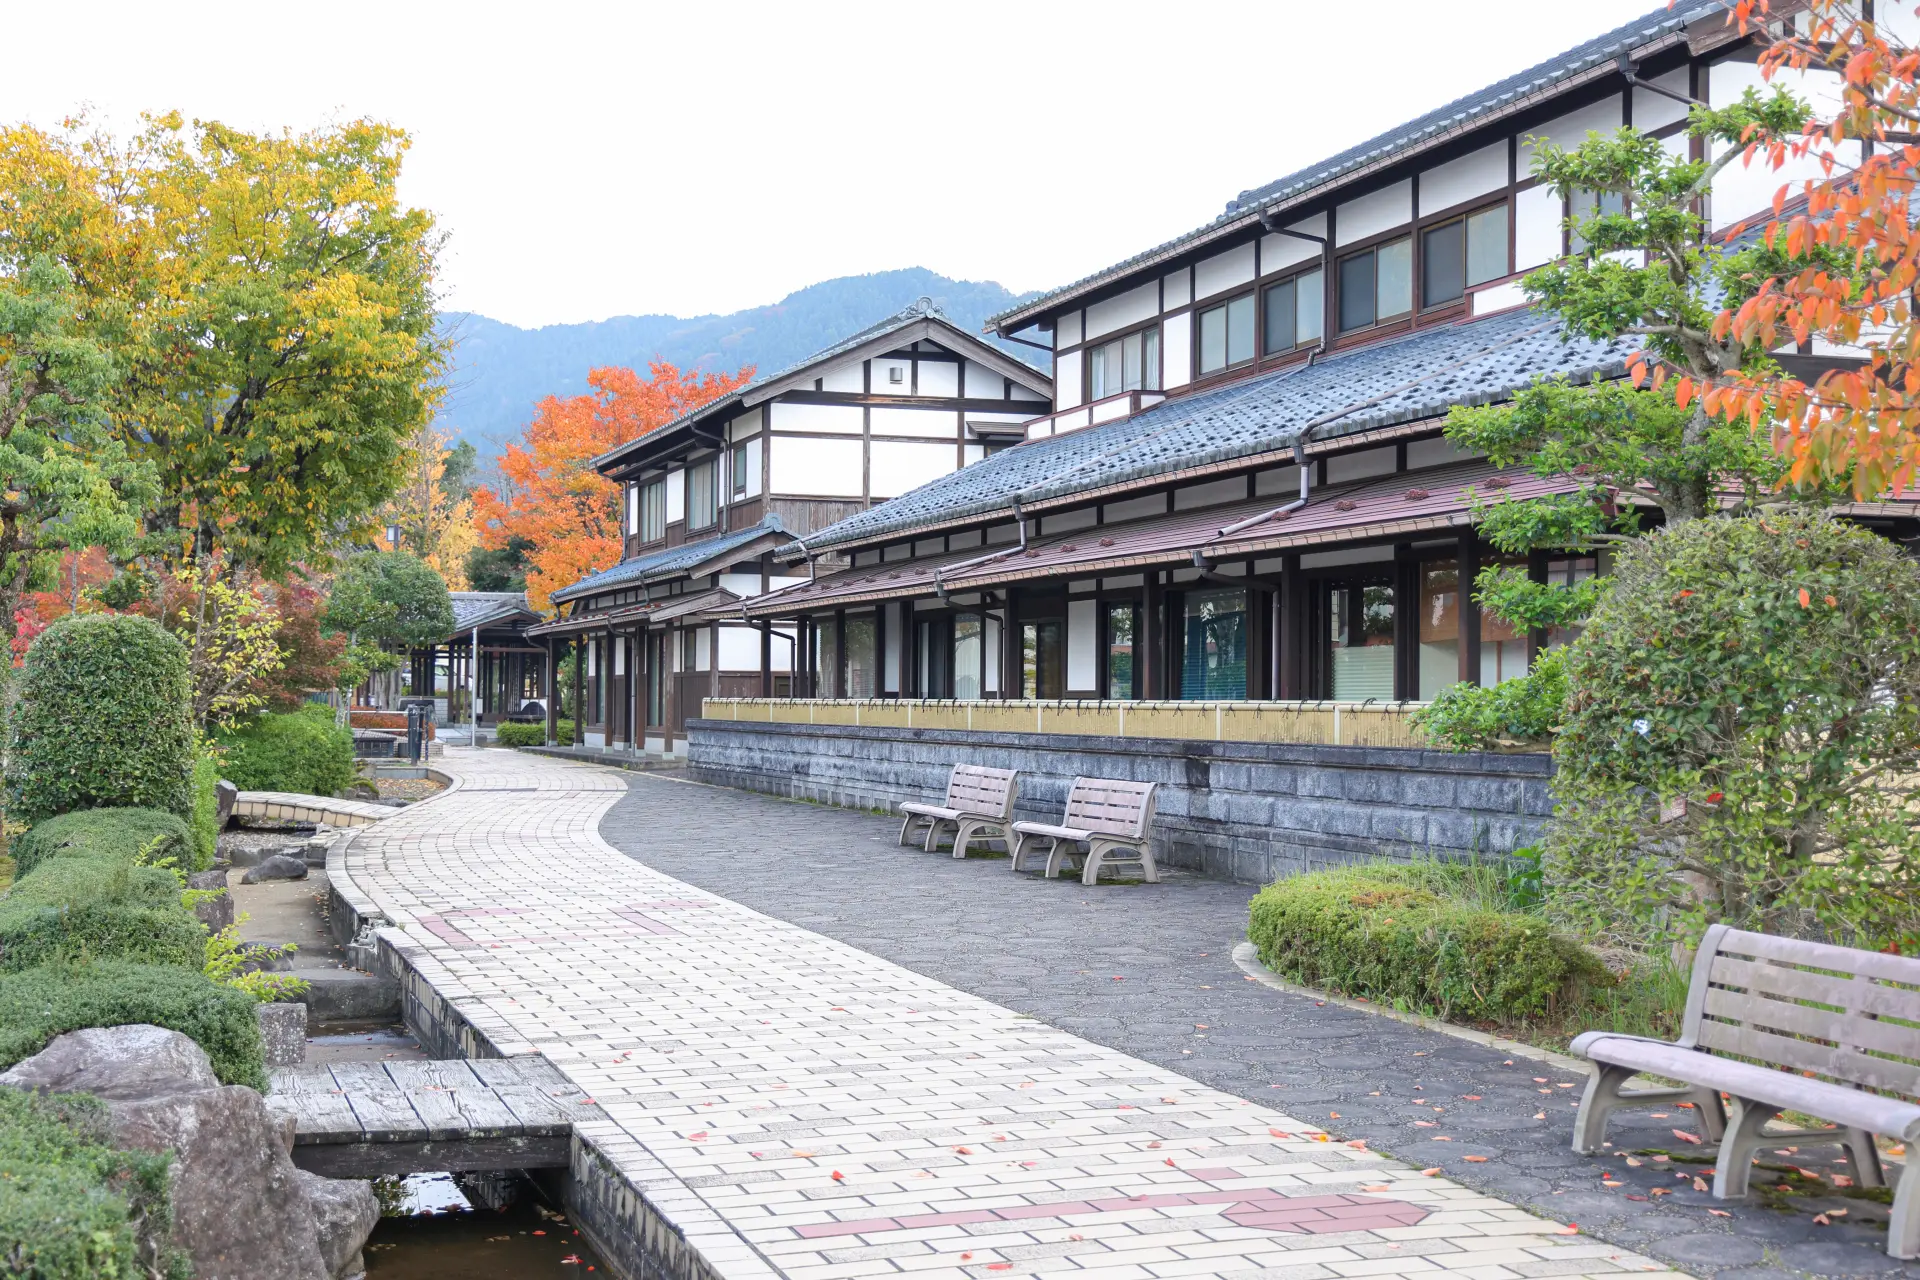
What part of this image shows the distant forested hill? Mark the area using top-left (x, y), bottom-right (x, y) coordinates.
top-left (437, 268), bottom-right (1044, 455)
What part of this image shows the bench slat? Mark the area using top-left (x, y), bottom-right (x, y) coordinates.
top-left (1718, 928), bottom-right (1920, 988)
top-left (1711, 955), bottom-right (1920, 1024)
top-left (1696, 1021), bottom-right (1920, 1096)
top-left (1061, 779), bottom-right (1155, 837)
top-left (1702, 985), bottom-right (1920, 1065)
top-left (947, 766), bottom-right (1017, 818)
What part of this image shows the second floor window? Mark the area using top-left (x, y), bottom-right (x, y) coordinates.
top-left (1087, 328), bottom-right (1160, 399)
top-left (1197, 293), bottom-right (1255, 375)
top-left (1338, 237), bottom-right (1412, 333)
top-left (638, 478), bottom-right (666, 542)
top-left (1422, 204), bottom-right (1510, 307)
top-left (687, 459), bottom-right (718, 530)
top-left (1262, 268), bottom-right (1325, 356)
top-left (731, 441), bottom-right (749, 497)
top-left (1569, 188), bottom-right (1627, 255)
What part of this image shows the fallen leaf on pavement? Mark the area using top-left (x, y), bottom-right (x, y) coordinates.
top-left (1813, 1213), bottom-right (1831, 1226)
top-left (1361, 1184), bottom-right (1391, 1192)
top-left (1415, 1121), bottom-right (1436, 1128)
top-left (1535, 1112), bottom-right (1547, 1120)
top-left (830, 1171), bottom-right (844, 1182)
top-left (1673, 1129), bottom-right (1703, 1145)
top-left (1269, 1129), bottom-right (1292, 1138)
top-left (1693, 1177), bottom-right (1710, 1192)
top-left (1557, 1224), bottom-right (1579, 1235)
top-left (1709, 1209), bottom-right (1732, 1218)
top-left (1464, 1155), bottom-right (1489, 1163)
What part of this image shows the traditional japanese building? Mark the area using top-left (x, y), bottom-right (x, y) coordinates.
top-left (726, 2), bottom-right (1919, 711)
top-left (529, 298), bottom-right (1052, 753)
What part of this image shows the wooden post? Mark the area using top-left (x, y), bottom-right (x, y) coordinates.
top-left (570, 639), bottom-right (584, 744)
top-left (1001, 587), bottom-right (1022, 699)
top-left (1458, 529), bottom-right (1482, 687)
top-left (1393, 547), bottom-right (1419, 702)
top-left (1276, 556), bottom-right (1304, 699)
top-left (1141, 575), bottom-right (1163, 700)
top-left (1526, 550), bottom-right (1550, 666)
top-left (1245, 573), bottom-right (1271, 701)
top-left (544, 638), bottom-right (558, 746)
top-left (759, 621), bottom-right (772, 697)
top-left (832, 610), bottom-right (847, 699)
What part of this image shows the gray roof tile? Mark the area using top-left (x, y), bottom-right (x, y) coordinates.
top-left (550, 515), bottom-right (789, 604)
top-left (789, 306), bottom-right (1633, 553)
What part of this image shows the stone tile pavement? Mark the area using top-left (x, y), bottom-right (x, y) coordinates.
top-left (342, 748), bottom-right (1688, 1280)
top-left (598, 777), bottom-right (1913, 1280)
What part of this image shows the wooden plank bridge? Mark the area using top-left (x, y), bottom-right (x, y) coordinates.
top-left (266, 1057), bottom-right (594, 1177)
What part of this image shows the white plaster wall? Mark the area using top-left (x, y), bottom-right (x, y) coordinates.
top-left (716, 625), bottom-right (762, 671)
top-left (869, 440), bottom-right (956, 498)
top-left (728, 407), bottom-right (764, 441)
top-left (1326, 446), bottom-right (1398, 483)
top-left (1419, 142), bottom-right (1509, 215)
top-left (771, 436), bottom-right (864, 496)
top-left (871, 357), bottom-right (913, 396)
top-left (917, 360), bottom-right (960, 397)
top-left (1194, 241), bottom-right (1257, 300)
top-left (1010, 378), bottom-right (1047, 402)
top-left (666, 468), bottom-right (685, 523)
top-left (1406, 435), bottom-right (1481, 468)
top-left (1173, 477), bottom-right (1246, 510)
top-left (1160, 314), bottom-right (1191, 390)
top-left (871, 407), bottom-right (959, 439)
top-left (1162, 268), bottom-right (1191, 310)
top-left (1067, 598), bottom-right (1097, 693)
top-left (743, 435), bottom-right (762, 496)
top-left (1513, 184), bottom-right (1563, 270)
top-left (1708, 59), bottom-right (1855, 231)
top-left (1055, 350), bottom-right (1084, 409)
top-left (718, 571), bottom-right (763, 596)
top-left (626, 484), bottom-right (638, 535)
top-left (963, 361), bottom-right (1004, 398)
top-left (1336, 179), bottom-right (1413, 246)
top-left (820, 362), bottom-right (864, 394)
top-left (1633, 67), bottom-right (1692, 132)
top-left (1056, 311), bottom-right (1083, 348)
top-left (1085, 281), bottom-right (1160, 339)
top-left (1260, 228), bottom-right (1321, 274)
top-left (1521, 96), bottom-right (1623, 173)
top-left (771, 401), bottom-right (864, 434)
top-left (693, 627), bottom-right (711, 673)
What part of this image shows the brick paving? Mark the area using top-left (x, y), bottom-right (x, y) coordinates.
top-left (598, 774), bottom-right (1915, 1280)
top-left (338, 749), bottom-right (1744, 1279)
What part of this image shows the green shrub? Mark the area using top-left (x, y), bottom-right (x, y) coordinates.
top-left (1412, 649), bottom-right (1567, 752)
top-left (7, 614), bottom-right (196, 825)
top-left (494, 722), bottom-right (544, 747)
top-left (1550, 510), bottom-right (1920, 951)
top-left (0, 840), bottom-right (205, 973)
top-left (0, 960), bottom-right (264, 1090)
top-left (12, 809), bottom-right (192, 881)
top-left (214, 703), bottom-right (355, 797)
top-left (190, 749), bottom-right (220, 871)
top-left (0, 1088), bottom-right (190, 1280)
top-left (1247, 863), bottom-right (1608, 1023)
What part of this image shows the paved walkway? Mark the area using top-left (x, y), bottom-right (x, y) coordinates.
top-left (340, 748), bottom-right (1680, 1280)
top-left (598, 779), bottom-right (1909, 1280)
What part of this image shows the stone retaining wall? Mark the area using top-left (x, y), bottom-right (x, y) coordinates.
top-left (687, 717), bottom-right (1552, 884)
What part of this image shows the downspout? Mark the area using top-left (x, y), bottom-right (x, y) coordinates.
top-left (1215, 442), bottom-right (1315, 539)
top-left (934, 496), bottom-right (1029, 602)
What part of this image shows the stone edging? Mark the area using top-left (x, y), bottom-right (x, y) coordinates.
top-left (1230, 941), bottom-right (1590, 1075)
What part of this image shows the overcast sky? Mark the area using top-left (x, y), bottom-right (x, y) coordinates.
top-left (5, 1), bottom-right (1670, 329)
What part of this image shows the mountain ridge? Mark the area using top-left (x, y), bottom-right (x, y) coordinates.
top-left (437, 267), bottom-right (1045, 454)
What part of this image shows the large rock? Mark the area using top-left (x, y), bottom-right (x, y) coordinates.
top-left (243, 854), bottom-right (310, 883)
top-left (0, 1023), bottom-right (218, 1099)
top-left (110, 1084), bottom-right (331, 1279)
top-left (188, 868), bottom-right (235, 932)
top-left (257, 1002), bottom-right (307, 1067)
top-left (296, 1169), bottom-right (379, 1279)
top-left (216, 778), bottom-right (239, 828)
top-left (0, 1024), bottom-right (336, 1280)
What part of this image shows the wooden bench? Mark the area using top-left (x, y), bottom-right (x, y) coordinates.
top-left (1570, 923), bottom-right (1920, 1258)
top-left (1009, 778), bottom-right (1158, 885)
top-left (898, 765), bottom-right (1019, 859)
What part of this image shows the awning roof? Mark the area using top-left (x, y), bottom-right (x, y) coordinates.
top-left (526, 587), bottom-right (742, 637)
top-left (743, 458), bottom-right (1578, 616)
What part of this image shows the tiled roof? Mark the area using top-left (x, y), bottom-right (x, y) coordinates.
top-left (988, 3), bottom-right (1725, 332)
top-left (746, 457), bottom-right (1584, 616)
top-left (447, 591), bottom-right (538, 634)
top-left (786, 306), bottom-right (1634, 555)
top-left (549, 516), bottom-right (789, 605)
top-left (529, 586), bottom-right (743, 636)
top-left (592, 298), bottom-right (1048, 473)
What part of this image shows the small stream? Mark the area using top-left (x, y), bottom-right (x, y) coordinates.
top-left (362, 1173), bottom-right (606, 1276)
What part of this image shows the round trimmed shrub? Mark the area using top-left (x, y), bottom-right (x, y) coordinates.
top-left (8, 615), bottom-right (194, 826)
top-left (11, 809), bottom-right (192, 881)
top-left (214, 703), bottom-right (355, 797)
top-left (493, 721), bottom-right (546, 747)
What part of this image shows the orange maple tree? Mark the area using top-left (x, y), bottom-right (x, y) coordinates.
top-left (473, 362), bottom-right (752, 611)
top-left (1694, 0), bottom-right (1920, 497)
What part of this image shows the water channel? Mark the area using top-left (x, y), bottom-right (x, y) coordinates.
top-left (363, 1173), bottom-right (607, 1277)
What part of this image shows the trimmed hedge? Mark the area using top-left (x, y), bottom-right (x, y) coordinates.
top-left (215, 703), bottom-right (355, 797)
top-left (1247, 865), bottom-right (1608, 1023)
top-left (2, 810), bottom-right (205, 973)
top-left (12, 809), bottom-right (192, 881)
top-left (7, 614), bottom-right (196, 825)
top-left (0, 961), bottom-right (265, 1090)
top-left (0, 1088), bottom-right (189, 1280)
top-left (494, 722), bottom-right (544, 747)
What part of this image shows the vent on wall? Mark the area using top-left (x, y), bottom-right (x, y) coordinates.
top-left (888, 366), bottom-right (905, 385)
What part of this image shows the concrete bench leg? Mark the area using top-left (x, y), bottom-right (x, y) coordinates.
top-left (1845, 1127), bottom-right (1886, 1189)
top-left (1009, 832), bottom-right (1048, 874)
top-left (924, 818), bottom-right (955, 853)
top-left (1043, 839), bottom-right (1081, 880)
top-left (1571, 1064), bottom-right (1722, 1155)
top-left (1080, 840), bottom-right (1158, 886)
top-left (951, 819), bottom-right (1004, 860)
top-left (1713, 1096), bottom-right (1784, 1199)
top-left (1892, 1160), bottom-right (1919, 1259)
top-left (898, 814), bottom-right (922, 847)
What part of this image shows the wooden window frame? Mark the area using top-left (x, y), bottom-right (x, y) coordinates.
top-left (1260, 264), bottom-right (1326, 359)
top-left (1194, 290), bottom-right (1258, 378)
top-left (1084, 321), bottom-right (1164, 402)
top-left (1417, 198), bottom-right (1513, 313)
top-left (1334, 232), bottom-right (1415, 337)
